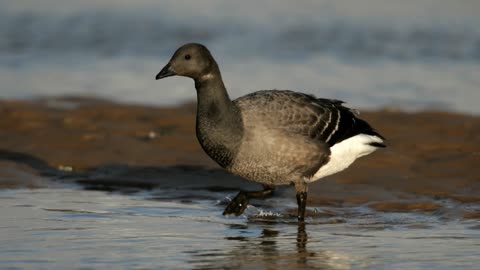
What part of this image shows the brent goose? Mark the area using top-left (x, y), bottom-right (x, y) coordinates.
top-left (156, 43), bottom-right (385, 221)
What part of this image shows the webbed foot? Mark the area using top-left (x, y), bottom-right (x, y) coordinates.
top-left (223, 191), bottom-right (249, 216)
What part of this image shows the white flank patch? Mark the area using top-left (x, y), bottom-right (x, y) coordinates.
top-left (306, 134), bottom-right (383, 183)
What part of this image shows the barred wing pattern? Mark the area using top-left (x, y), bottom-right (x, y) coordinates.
top-left (234, 90), bottom-right (384, 147)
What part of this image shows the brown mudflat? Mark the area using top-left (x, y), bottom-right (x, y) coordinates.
top-left (0, 97), bottom-right (479, 214)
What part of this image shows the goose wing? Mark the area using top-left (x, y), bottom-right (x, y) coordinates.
top-left (234, 90), bottom-right (384, 147)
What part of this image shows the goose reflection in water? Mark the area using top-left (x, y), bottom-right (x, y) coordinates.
top-left (191, 222), bottom-right (353, 270)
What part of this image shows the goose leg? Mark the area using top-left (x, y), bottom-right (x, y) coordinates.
top-left (295, 182), bottom-right (308, 221)
top-left (223, 185), bottom-right (274, 216)
top-left (296, 191), bottom-right (307, 221)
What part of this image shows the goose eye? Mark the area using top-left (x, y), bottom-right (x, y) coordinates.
top-left (184, 54), bottom-right (191, 60)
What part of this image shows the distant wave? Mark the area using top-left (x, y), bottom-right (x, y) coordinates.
top-left (0, 10), bottom-right (479, 62)
top-left (273, 24), bottom-right (480, 61)
top-left (0, 11), bottom-right (217, 57)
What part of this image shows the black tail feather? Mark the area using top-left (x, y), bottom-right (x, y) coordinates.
top-left (369, 142), bottom-right (386, 148)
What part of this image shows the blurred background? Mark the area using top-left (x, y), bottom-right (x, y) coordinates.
top-left (1, 0), bottom-right (479, 114)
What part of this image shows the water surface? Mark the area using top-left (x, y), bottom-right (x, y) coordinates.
top-left (1, 0), bottom-right (480, 113)
top-left (1, 186), bottom-right (479, 270)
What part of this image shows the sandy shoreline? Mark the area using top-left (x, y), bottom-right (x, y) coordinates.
top-left (1, 97), bottom-right (479, 215)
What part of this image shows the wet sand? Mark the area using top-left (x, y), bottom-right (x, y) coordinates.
top-left (1, 97), bottom-right (479, 215)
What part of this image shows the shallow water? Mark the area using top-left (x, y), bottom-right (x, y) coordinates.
top-left (1, 186), bottom-right (479, 270)
top-left (1, 1), bottom-right (480, 114)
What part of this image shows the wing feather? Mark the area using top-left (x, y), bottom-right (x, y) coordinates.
top-left (234, 90), bottom-right (384, 147)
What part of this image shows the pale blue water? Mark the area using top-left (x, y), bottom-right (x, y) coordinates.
top-left (1, 187), bottom-right (479, 270)
top-left (0, 0), bottom-right (480, 113)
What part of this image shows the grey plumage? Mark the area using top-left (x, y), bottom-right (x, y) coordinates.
top-left (155, 43), bottom-right (385, 221)
top-left (231, 90), bottom-right (332, 185)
